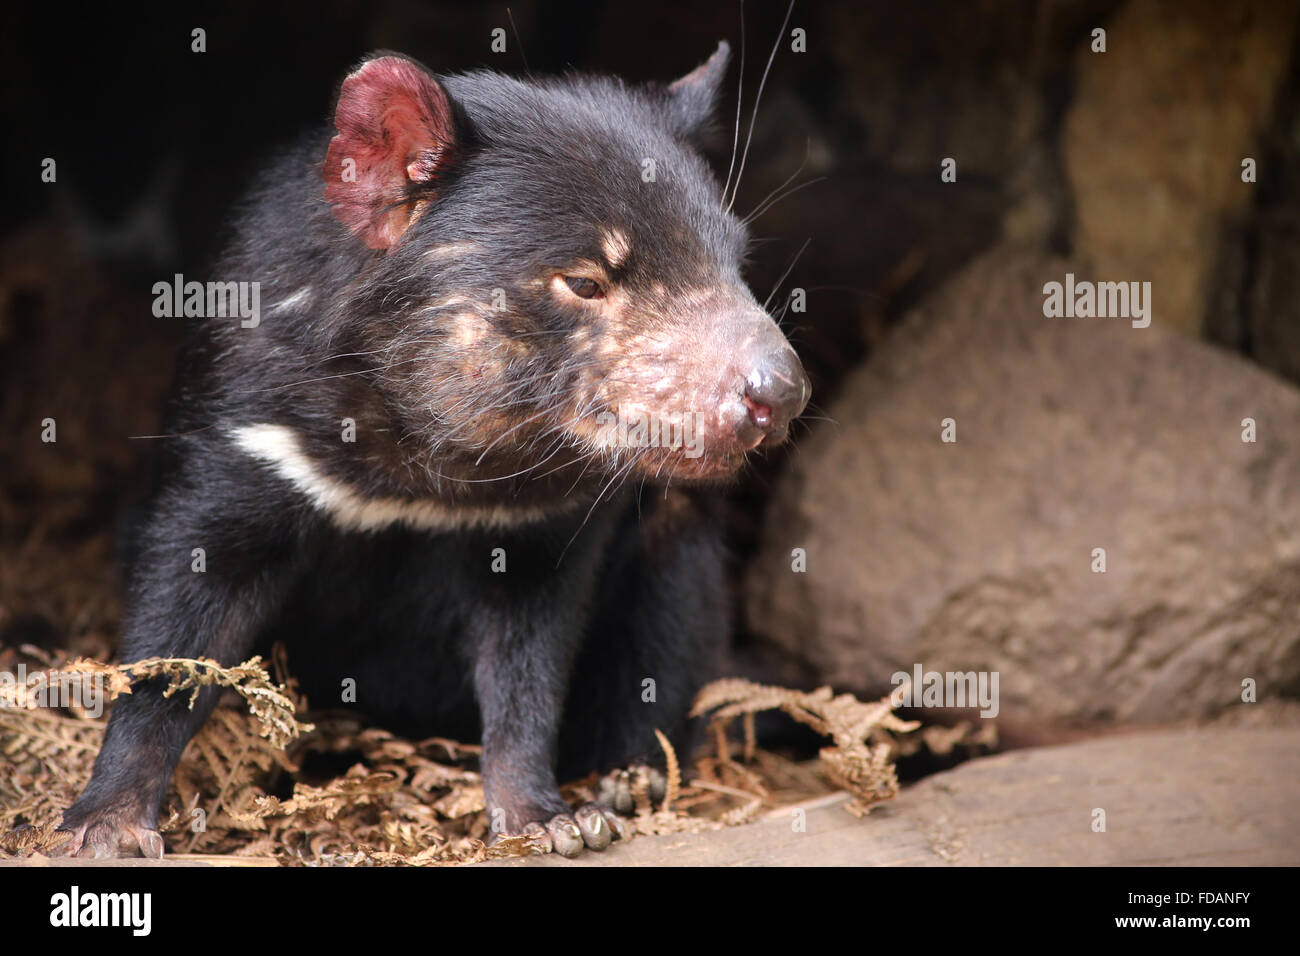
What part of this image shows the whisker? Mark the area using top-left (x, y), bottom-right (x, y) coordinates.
top-left (763, 237), bottom-right (811, 313)
top-left (727, 0), bottom-right (796, 212)
top-left (742, 175), bottom-right (826, 227)
top-left (721, 0), bottom-right (747, 205)
top-left (743, 137), bottom-right (810, 222)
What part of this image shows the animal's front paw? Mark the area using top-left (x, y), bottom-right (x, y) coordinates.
top-left (51, 803), bottom-right (164, 860)
top-left (491, 802), bottom-right (628, 858)
top-left (595, 765), bottom-right (667, 815)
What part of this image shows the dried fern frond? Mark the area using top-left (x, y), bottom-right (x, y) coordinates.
top-left (0, 706), bottom-right (103, 834)
top-left (691, 678), bottom-right (919, 816)
top-left (2, 648), bottom-right (917, 864)
top-left (55, 656), bottom-right (310, 748)
top-left (250, 767), bottom-right (404, 824)
top-left (653, 729), bottom-right (681, 813)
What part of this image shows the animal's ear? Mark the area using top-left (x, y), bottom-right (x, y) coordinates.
top-left (323, 54), bottom-right (458, 250)
top-left (665, 40), bottom-right (730, 138)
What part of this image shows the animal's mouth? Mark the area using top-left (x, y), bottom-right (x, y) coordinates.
top-left (621, 443), bottom-right (748, 482)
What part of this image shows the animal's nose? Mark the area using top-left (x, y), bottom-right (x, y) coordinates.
top-left (742, 347), bottom-right (810, 438)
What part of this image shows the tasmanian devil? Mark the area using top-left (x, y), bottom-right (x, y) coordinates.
top-left (56, 42), bottom-right (809, 858)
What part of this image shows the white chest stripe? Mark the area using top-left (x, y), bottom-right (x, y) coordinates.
top-left (231, 423), bottom-right (565, 532)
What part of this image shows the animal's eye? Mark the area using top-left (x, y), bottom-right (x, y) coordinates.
top-left (562, 276), bottom-right (604, 299)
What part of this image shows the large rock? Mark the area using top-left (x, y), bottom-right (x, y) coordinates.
top-left (745, 244), bottom-right (1300, 724)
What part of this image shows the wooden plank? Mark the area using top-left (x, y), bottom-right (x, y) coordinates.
top-left (482, 727), bottom-right (1300, 866)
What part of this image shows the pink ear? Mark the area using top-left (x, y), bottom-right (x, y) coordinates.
top-left (324, 55), bottom-right (457, 250)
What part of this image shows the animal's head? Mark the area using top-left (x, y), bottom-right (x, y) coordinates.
top-left (323, 46), bottom-right (809, 484)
